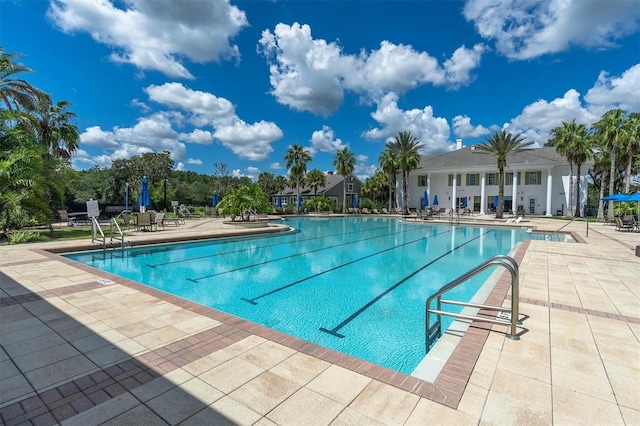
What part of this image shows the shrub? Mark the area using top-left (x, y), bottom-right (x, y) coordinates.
top-left (8, 230), bottom-right (49, 244)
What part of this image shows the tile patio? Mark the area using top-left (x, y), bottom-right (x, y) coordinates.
top-left (1, 215), bottom-right (638, 425)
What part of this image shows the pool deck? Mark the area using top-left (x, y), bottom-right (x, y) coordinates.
top-left (1, 215), bottom-right (639, 425)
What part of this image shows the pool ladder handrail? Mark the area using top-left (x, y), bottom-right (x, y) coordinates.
top-left (91, 217), bottom-right (127, 252)
top-left (425, 254), bottom-right (521, 351)
top-left (553, 216), bottom-right (589, 237)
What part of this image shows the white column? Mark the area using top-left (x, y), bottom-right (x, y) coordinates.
top-left (480, 173), bottom-right (486, 214)
top-left (511, 172), bottom-right (518, 215)
top-left (452, 174), bottom-right (457, 211)
top-left (546, 168), bottom-right (553, 216)
top-left (427, 173), bottom-right (431, 204)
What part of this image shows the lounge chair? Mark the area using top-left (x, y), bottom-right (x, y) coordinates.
top-left (373, 209), bottom-right (380, 214)
top-left (506, 216), bottom-right (523, 224)
top-left (614, 217), bottom-right (634, 232)
top-left (382, 208), bottom-right (389, 214)
top-left (179, 205), bottom-right (200, 219)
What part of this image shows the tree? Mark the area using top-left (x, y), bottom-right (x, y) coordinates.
top-left (385, 131), bottom-right (423, 215)
top-left (284, 144), bottom-right (311, 213)
top-left (592, 109), bottom-right (626, 221)
top-left (0, 48), bottom-right (45, 112)
top-left (257, 172), bottom-right (278, 200)
top-left (379, 148), bottom-right (399, 211)
top-left (305, 169), bottom-right (326, 195)
top-left (621, 113), bottom-right (640, 193)
top-left (475, 130), bottom-right (534, 218)
top-left (546, 120), bottom-right (592, 217)
top-left (333, 147), bottom-right (356, 213)
top-left (216, 184), bottom-right (269, 221)
top-left (24, 96), bottom-right (79, 160)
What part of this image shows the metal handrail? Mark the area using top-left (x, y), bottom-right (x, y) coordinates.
top-left (109, 217), bottom-right (126, 249)
top-left (554, 216), bottom-right (589, 237)
top-left (91, 217), bottom-right (106, 251)
top-left (425, 254), bottom-right (520, 350)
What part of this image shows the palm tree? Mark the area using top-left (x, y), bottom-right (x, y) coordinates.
top-left (475, 130), bottom-right (534, 218)
top-left (592, 109), bottom-right (626, 221)
top-left (333, 147), bottom-right (356, 213)
top-left (385, 131), bottom-right (423, 215)
top-left (305, 169), bottom-right (326, 195)
top-left (23, 96), bottom-right (79, 160)
top-left (379, 148), bottom-right (399, 212)
top-left (621, 113), bottom-right (640, 193)
top-left (284, 144), bottom-right (311, 213)
top-left (590, 148), bottom-right (610, 221)
top-left (546, 120), bottom-right (592, 217)
top-left (0, 48), bottom-right (45, 111)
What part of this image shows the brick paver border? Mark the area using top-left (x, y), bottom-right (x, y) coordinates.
top-left (0, 239), bottom-right (539, 424)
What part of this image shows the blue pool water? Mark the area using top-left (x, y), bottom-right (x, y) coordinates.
top-left (65, 217), bottom-right (560, 374)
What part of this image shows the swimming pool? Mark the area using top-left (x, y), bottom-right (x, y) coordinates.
top-left (65, 217), bottom-right (557, 374)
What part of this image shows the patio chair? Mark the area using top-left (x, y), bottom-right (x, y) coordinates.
top-left (154, 212), bottom-right (165, 230)
top-left (136, 212), bottom-right (154, 231)
top-left (382, 208), bottom-right (389, 214)
top-left (57, 209), bottom-right (70, 227)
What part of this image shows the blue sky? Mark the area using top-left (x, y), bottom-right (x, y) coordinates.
top-left (2, 0), bottom-right (639, 181)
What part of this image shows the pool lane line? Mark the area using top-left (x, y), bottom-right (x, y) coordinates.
top-left (185, 224), bottom-right (427, 282)
top-left (146, 223), bottom-right (396, 268)
top-left (319, 229), bottom-right (493, 338)
top-left (240, 227), bottom-right (454, 305)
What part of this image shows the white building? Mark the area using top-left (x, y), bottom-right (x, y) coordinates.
top-left (399, 140), bottom-right (592, 216)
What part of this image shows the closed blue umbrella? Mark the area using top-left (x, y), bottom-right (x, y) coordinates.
top-left (298, 195), bottom-right (302, 208)
top-left (422, 191), bottom-right (429, 208)
top-left (276, 194), bottom-right (282, 207)
top-left (212, 191), bottom-right (218, 207)
top-left (433, 194), bottom-right (439, 206)
top-left (463, 197), bottom-right (468, 208)
top-left (493, 195), bottom-right (499, 208)
top-left (139, 176), bottom-right (151, 212)
top-left (353, 194), bottom-right (358, 208)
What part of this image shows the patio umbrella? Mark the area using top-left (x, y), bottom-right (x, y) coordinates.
top-left (433, 194), bottom-right (439, 206)
top-left (623, 192), bottom-right (640, 201)
top-left (493, 195), bottom-right (499, 208)
top-left (422, 191), bottom-right (429, 208)
top-left (276, 194), bottom-right (282, 208)
top-left (139, 176), bottom-right (151, 213)
top-left (353, 194), bottom-right (358, 208)
top-left (212, 191), bottom-right (218, 207)
top-left (298, 195), bottom-right (302, 208)
top-left (463, 197), bottom-right (468, 208)
top-left (601, 193), bottom-right (627, 201)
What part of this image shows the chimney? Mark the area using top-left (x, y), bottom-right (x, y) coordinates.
top-left (456, 138), bottom-right (463, 150)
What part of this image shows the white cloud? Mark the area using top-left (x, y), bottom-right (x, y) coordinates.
top-left (310, 125), bottom-right (347, 153)
top-left (176, 162), bottom-right (185, 171)
top-left (357, 154), bottom-right (368, 163)
top-left (48, 0), bottom-right (248, 78)
top-left (584, 64), bottom-right (640, 116)
top-left (461, 64), bottom-right (640, 147)
top-left (452, 115), bottom-right (493, 138)
top-left (270, 162), bottom-right (282, 170)
top-left (363, 92), bottom-right (452, 155)
top-left (146, 83), bottom-right (283, 160)
top-left (258, 22), bottom-right (485, 115)
top-left (507, 89), bottom-right (597, 145)
top-left (246, 166), bottom-right (260, 181)
top-left (464, 0), bottom-right (640, 60)
top-left (186, 158), bottom-right (203, 165)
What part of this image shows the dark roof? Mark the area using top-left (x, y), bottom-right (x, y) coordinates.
top-left (417, 146), bottom-right (573, 171)
top-left (278, 174), bottom-right (361, 195)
